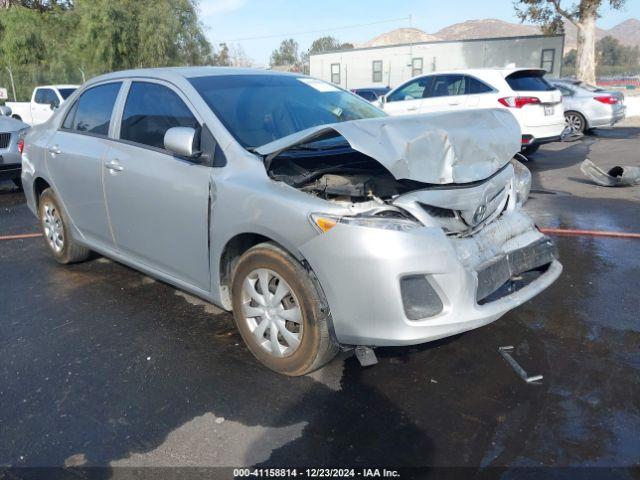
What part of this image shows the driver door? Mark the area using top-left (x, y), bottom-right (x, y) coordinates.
top-left (103, 80), bottom-right (212, 291)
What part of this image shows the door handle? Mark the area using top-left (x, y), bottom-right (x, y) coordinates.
top-left (48, 145), bottom-right (61, 155)
top-left (105, 160), bottom-right (124, 173)
top-left (407, 106), bottom-right (418, 111)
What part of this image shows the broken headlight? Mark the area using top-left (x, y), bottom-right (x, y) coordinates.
top-left (511, 158), bottom-right (532, 206)
top-left (310, 213), bottom-right (420, 233)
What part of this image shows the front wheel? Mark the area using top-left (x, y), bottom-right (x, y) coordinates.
top-left (231, 242), bottom-right (338, 376)
top-left (38, 188), bottom-right (90, 264)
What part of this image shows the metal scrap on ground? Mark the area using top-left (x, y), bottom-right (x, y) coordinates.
top-left (580, 159), bottom-right (640, 187)
top-left (498, 346), bottom-right (543, 384)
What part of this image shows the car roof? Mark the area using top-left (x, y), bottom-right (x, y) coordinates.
top-left (409, 67), bottom-right (547, 79)
top-left (88, 67), bottom-right (301, 85)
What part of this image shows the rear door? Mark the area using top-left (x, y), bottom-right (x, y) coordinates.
top-left (420, 74), bottom-right (468, 113)
top-left (464, 75), bottom-right (496, 108)
top-left (383, 76), bottom-right (433, 115)
top-left (103, 80), bottom-right (211, 290)
top-left (505, 70), bottom-right (563, 127)
top-left (46, 82), bottom-right (123, 250)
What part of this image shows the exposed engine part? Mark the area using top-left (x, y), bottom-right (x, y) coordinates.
top-left (268, 148), bottom-right (428, 201)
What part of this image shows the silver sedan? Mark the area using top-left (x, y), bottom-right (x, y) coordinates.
top-left (553, 80), bottom-right (626, 134)
top-left (0, 116), bottom-right (29, 187)
top-left (21, 68), bottom-right (561, 375)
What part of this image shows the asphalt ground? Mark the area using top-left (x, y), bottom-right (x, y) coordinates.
top-left (0, 127), bottom-right (639, 479)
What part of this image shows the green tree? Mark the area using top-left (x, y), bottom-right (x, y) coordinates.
top-left (0, 0), bottom-right (213, 100)
top-left (308, 36), bottom-right (353, 55)
top-left (270, 38), bottom-right (301, 69)
top-left (563, 49), bottom-right (577, 70)
top-left (597, 35), bottom-right (639, 67)
top-left (212, 43), bottom-right (232, 66)
top-left (515, 0), bottom-right (628, 83)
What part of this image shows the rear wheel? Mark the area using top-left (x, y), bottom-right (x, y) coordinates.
top-left (565, 111), bottom-right (586, 134)
top-left (231, 242), bottom-right (338, 376)
top-left (38, 189), bottom-right (90, 264)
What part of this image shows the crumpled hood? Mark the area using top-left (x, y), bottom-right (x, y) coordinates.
top-left (255, 108), bottom-right (521, 185)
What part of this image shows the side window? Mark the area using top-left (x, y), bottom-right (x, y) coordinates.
top-left (359, 90), bottom-right (376, 102)
top-left (61, 82), bottom-right (122, 136)
top-left (35, 88), bottom-right (58, 107)
top-left (120, 82), bottom-right (199, 150)
top-left (466, 76), bottom-right (493, 94)
top-left (541, 49), bottom-right (555, 73)
top-left (372, 61), bottom-right (383, 83)
top-left (387, 77), bottom-right (433, 103)
top-left (428, 75), bottom-right (466, 97)
top-left (331, 64), bottom-right (341, 85)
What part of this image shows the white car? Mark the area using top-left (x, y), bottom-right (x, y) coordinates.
top-left (6, 85), bottom-right (78, 126)
top-left (379, 68), bottom-right (564, 155)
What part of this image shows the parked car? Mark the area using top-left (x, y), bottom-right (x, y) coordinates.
top-left (6, 85), bottom-right (78, 125)
top-left (379, 68), bottom-right (565, 155)
top-left (22, 68), bottom-right (561, 375)
top-left (351, 86), bottom-right (390, 103)
top-left (0, 116), bottom-right (29, 187)
top-left (551, 79), bottom-right (626, 134)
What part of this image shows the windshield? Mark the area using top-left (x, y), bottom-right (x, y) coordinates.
top-left (58, 88), bottom-right (77, 100)
top-left (189, 74), bottom-right (386, 149)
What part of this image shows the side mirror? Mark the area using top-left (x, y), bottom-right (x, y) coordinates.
top-left (49, 102), bottom-right (59, 110)
top-left (380, 95), bottom-right (387, 105)
top-left (164, 127), bottom-right (201, 158)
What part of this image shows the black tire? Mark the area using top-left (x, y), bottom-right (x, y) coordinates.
top-left (38, 188), bottom-right (90, 264)
top-left (564, 111), bottom-right (587, 134)
top-left (231, 242), bottom-right (338, 376)
top-left (11, 115), bottom-right (22, 121)
top-left (12, 177), bottom-right (22, 190)
top-left (522, 144), bottom-right (540, 156)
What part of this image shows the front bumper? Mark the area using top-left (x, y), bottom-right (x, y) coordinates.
top-left (0, 133), bottom-right (23, 180)
top-left (300, 211), bottom-right (561, 346)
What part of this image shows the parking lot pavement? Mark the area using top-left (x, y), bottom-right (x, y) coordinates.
top-left (0, 128), bottom-right (639, 475)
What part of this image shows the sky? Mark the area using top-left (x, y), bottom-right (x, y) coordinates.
top-left (198, 0), bottom-right (640, 66)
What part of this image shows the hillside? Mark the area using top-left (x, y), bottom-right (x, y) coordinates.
top-left (358, 18), bottom-right (640, 53)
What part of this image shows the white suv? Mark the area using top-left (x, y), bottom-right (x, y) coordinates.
top-left (379, 68), bottom-right (564, 155)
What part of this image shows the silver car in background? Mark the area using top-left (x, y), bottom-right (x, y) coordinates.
top-left (0, 116), bottom-right (29, 187)
top-left (21, 68), bottom-right (561, 375)
top-left (552, 80), bottom-right (626, 134)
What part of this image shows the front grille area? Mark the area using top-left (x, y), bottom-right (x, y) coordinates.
top-left (0, 132), bottom-right (11, 149)
top-left (476, 238), bottom-right (558, 303)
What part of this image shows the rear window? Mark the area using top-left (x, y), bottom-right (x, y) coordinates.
top-left (506, 71), bottom-right (555, 92)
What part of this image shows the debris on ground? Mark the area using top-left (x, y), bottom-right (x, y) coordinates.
top-left (498, 346), bottom-right (543, 384)
top-left (560, 127), bottom-right (583, 142)
top-left (580, 159), bottom-right (640, 187)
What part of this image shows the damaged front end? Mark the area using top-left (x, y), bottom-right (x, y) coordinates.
top-left (256, 109), bottom-right (561, 346)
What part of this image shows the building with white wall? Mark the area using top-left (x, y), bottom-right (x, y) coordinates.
top-left (309, 34), bottom-right (564, 89)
